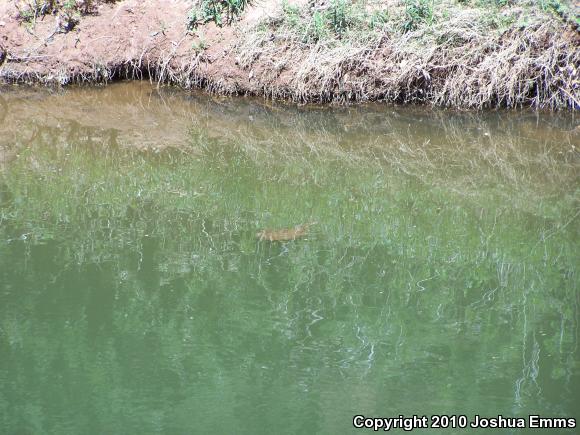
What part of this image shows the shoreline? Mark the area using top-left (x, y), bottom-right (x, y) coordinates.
top-left (1, 0), bottom-right (579, 109)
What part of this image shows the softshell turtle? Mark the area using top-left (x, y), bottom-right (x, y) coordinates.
top-left (256, 222), bottom-right (317, 242)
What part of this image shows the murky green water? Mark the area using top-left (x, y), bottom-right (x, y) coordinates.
top-left (0, 82), bottom-right (579, 434)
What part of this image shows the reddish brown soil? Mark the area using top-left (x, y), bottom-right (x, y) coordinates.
top-left (0, 0), bottom-right (265, 91)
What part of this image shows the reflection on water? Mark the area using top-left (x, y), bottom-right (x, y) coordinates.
top-left (0, 82), bottom-right (578, 434)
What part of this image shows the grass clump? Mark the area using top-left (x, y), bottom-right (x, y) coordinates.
top-left (187, 0), bottom-right (250, 28)
top-left (327, 0), bottom-right (355, 35)
top-left (539, 0), bottom-right (580, 28)
top-left (279, 0), bottom-right (373, 42)
top-left (402, 0), bottom-right (434, 32)
top-left (15, 0), bottom-right (57, 22)
top-left (15, 0), bottom-right (120, 32)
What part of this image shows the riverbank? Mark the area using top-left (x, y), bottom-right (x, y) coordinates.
top-left (1, 0), bottom-right (579, 109)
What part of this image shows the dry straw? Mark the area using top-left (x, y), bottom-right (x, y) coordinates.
top-left (235, 6), bottom-right (580, 109)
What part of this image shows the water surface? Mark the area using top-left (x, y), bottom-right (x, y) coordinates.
top-left (0, 82), bottom-right (579, 434)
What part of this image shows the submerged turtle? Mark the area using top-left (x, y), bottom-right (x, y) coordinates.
top-left (256, 222), bottom-right (317, 242)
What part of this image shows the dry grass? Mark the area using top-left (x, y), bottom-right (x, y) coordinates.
top-left (235, 3), bottom-right (580, 109)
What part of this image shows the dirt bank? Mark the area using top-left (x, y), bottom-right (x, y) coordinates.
top-left (0, 0), bottom-right (579, 109)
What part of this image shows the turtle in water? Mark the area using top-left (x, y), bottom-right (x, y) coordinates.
top-left (256, 222), bottom-right (317, 242)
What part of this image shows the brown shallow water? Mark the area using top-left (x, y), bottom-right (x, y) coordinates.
top-left (1, 81), bottom-right (579, 150)
top-left (0, 82), bottom-right (579, 434)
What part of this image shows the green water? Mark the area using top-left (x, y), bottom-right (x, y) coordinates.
top-left (0, 82), bottom-right (579, 434)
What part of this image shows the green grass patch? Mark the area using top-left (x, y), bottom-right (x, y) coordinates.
top-left (187, 0), bottom-right (250, 28)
